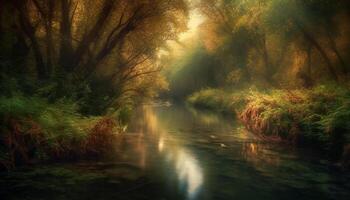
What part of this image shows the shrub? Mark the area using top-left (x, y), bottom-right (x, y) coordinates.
top-left (239, 85), bottom-right (350, 160)
top-left (187, 88), bottom-right (247, 114)
top-left (0, 96), bottom-right (120, 170)
top-left (188, 85), bottom-right (350, 162)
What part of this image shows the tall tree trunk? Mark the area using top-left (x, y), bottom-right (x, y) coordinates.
top-left (71, 0), bottom-right (114, 69)
top-left (45, 0), bottom-right (54, 77)
top-left (304, 44), bottom-right (313, 88)
top-left (326, 30), bottom-right (348, 74)
top-left (59, 0), bottom-right (74, 72)
top-left (275, 43), bottom-right (288, 71)
top-left (0, 0), bottom-right (3, 35)
top-left (17, 3), bottom-right (47, 80)
top-left (307, 45), bottom-right (312, 78)
top-left (295, 20), bottom-right (339, 82)
top-left (260, 33), bottom-right (274, 85)
top-left (76, 5), bottom-right (138, 79)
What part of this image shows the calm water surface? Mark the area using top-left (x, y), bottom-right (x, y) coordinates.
top-left (1, 104), bottom-right (350, 200)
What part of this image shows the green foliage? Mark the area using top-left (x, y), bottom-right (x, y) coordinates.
top-left (167, 45), bottom-right (226, 99)
top-left (241, 85), bottom-right (350, 160)
top-left (0, 95), bottom-right (46, 117)
top-left (114, 105), bottom-right (132, 126)
top-left (0, 95), bottom-right (120, 170)
top-left (188, 88), bottom-right (231, 112)
top-left (188, 85), bottom-right (350, 160)
top-left (187, 88), bottom-right (248, 114)
top-left (197, 0), bottom-right (350, 87)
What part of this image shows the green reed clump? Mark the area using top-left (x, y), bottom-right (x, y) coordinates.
top-left (188, 85), bottom-right (350, 162)
top-left (187, 88), bottom-right (247, 114)
top-left (0, 95), bottom-right (120, 170)
top-left (240, 85), bottom-right (350, 160)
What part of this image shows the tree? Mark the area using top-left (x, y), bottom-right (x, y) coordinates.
top-left (4, 0), bottom-right (188, 114)
top-left (198, 0), bottom-right (281, 85)
top-left (198, 0), bottom-right (350, 87)
top-left (265, 0), bottom-right (349, 82)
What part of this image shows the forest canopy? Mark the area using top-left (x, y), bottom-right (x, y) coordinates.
top-left (0, 0), bottom-right (188, 114)
top-left (165, 0), bottom-right (350, 98)
top-left (1, 0), bottom-right (350, 170)
top-left (196, 0), bottom-right (350, 87)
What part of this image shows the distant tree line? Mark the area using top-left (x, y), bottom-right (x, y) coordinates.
top-left (197, 0), bottom-right (350, 88)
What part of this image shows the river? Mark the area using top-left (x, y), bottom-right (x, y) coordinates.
top-left (1, 104), bottom-right (350, 200)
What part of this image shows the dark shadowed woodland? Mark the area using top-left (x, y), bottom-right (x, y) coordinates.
top-left (1, 0), bottom-right (350, 200)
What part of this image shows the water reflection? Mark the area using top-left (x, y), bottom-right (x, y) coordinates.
top-left (127, 105), bottom-right (204, 199)
top-left (119, 105), bottom-right (350, 200)
top-left (187, 106), bottom-right (222, 125)
top-left (175, 150), bottom-right (203, 197)
top-left (241, 141), bottom-right (282, 175)
top-left (3, 104), bottom-right (350, 200)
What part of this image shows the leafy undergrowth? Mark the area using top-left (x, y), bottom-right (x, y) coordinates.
top-left (187, 88), bottom-right (247, 115)
top-left (0, 96), bottom-right (122, 170)
top-left (187, 86), bottom-right (350, 166)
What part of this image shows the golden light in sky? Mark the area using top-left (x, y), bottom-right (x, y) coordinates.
top-left (158, 9), bottom-right (205, 58)
top-left (179, 9), bottom-right (206, 41)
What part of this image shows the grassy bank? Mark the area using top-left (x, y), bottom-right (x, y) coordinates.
top-left (187, 86), bottom-right (350, 167)
top-left (0, 96), bottom-right (125, 170)
top-left (187, 88), bottom-right (247, 115)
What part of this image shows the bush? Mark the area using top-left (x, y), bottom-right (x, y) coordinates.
top-left (187, 88), bottom-right (247, 114)
top-left (0, 95), bottom-right (120, 170)
top-left (239, 85), bottom-right (350, 160)
top-left (188, 85), bottom-right (350, 162)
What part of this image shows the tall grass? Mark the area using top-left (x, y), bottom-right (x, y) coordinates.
top-left (187, 88), bottom-right (247, 114)
top-left (240, 86), bottom-right (350, 147)
top-left (187, 85), bottom-right (350, 163)
top-left (0, 96), bottom-right (121, 170)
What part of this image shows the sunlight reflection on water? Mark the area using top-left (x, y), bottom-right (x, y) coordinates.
top-left (135, 105), bottom-right (204, 199)
top-left (120, 105), bottom-right (350, 200)
top-left (175, 150), bottom-right (203, 198)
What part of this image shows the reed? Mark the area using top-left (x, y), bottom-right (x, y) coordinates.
top-left (0, 96), bottom-right (120, 170)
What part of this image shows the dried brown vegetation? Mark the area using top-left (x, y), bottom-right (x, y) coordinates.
top-left (188, 85), bottom-right (350, 165)
top-left (0, 96), bottom-right (121, 170)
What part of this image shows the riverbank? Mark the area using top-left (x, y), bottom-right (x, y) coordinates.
top-left (187, 86), bottom-right (350, 168)
top-left (2, 104), bottom-right (350, 199)
top-left (0, 96), bottom-right (127, 170)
